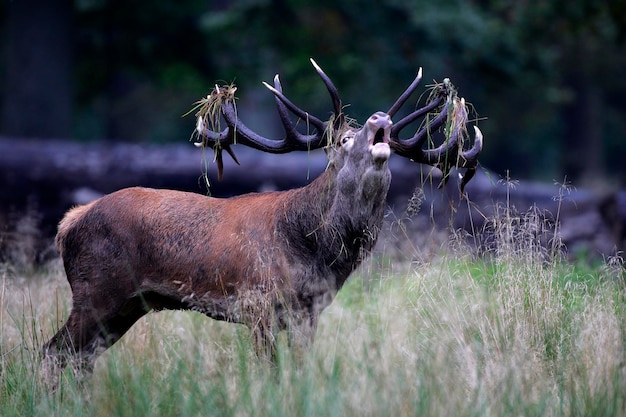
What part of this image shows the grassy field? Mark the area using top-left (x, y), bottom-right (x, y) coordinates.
top-left (1, 217), bottom-right (625, 416)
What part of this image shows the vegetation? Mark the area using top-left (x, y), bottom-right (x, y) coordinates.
top-left (1, 205), bottom-right (625, 416)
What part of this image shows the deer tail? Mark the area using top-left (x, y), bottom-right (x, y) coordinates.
top-left (55, 202), bottom-right (95, 257)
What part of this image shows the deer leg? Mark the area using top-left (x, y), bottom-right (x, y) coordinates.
top-left (41, 299), bottom-right (148, 389)
top-left (250, 319), bottom-right (277, 366)
top-left (41, 309), bottom-right (102, 389)
top-left (286, 311), bottom-right (319, 362)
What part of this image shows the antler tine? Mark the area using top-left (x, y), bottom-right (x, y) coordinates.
top-left (458, 126), bottom-right (483, 193)
top-left (389, 96), bottom-right (451, 156)
top-left (387, 67), bottom-right (422, 117)
top-left (309, 58), bottom-right (344, 129)
top-left (262, 81), bottom-right (327, 137)
top-left (460, 126), bottom-right (483, 167)
top-left (390, 96), bottom-right (447, 148)
top-left (270, 74), bottom-right (307, 141)
top-left (420, 97), bottom-right (466, 167)
top-left (195, 116), bottom-right (229, 144)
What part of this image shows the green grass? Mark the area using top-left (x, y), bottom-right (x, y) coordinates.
top-left (1, 237), bottom-right (625, 416)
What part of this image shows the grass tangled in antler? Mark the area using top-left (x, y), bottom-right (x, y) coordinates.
top-left (187, 83), bottom-right (238, 134)
top-left (185, 84), bottom-right (238, 187)
top-left (423, 78), bottom-right (467, 147)
top-left (420, 78), bottom-right (479, 189)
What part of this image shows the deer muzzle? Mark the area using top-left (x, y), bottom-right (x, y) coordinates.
top-left (367, 112), bottom-right (392, 163)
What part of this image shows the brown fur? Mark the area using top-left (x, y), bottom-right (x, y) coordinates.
top-left (54, 202), bottom-right (94, 257)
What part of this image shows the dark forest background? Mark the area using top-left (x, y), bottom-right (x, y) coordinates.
top-left (2, 0), bottom-right (625, 186)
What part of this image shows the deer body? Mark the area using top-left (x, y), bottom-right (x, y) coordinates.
top-left (58, 162), bottom-right (388, 329)
top-left (42, 60), bottom-right (482, 387)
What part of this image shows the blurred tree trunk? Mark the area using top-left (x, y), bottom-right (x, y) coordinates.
top-left (560, 39), bottom-right (604, 186)
top-left (1, 0), bottom-right (73, 138)
top-left (561, 75), bottom-right (603, 185)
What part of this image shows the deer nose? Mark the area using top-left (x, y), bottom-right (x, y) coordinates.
top-left (367, 112), bottom-right (392, 130)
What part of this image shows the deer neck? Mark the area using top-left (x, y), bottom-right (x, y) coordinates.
top-left (279, 162), bottom-right (390, 281)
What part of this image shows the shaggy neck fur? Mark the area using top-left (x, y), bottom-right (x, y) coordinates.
top-left (278, 157), bottom-right (390, 288)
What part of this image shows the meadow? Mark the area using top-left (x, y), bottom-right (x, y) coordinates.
top-left (1, 206), bottom-right (625, 417)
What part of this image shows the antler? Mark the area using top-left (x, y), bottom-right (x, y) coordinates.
top-left (388, 73), bottom-right (483, 193)
top-left (194, 59), bottom-right (342, 180)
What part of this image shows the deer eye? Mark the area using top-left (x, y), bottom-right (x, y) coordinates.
top-left (340, 131), bottom-right (355, 146)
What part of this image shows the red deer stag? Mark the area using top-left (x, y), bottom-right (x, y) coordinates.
top-left (42, 59), bottom-right (482, 385)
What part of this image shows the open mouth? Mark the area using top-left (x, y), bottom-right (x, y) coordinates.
top-left (371, 128), bottom-right (390, 146)
top-left (369, 128), bottom-right (391, 163)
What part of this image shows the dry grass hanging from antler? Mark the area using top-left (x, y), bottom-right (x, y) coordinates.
top-left (185, 84), bottom-right (238, 188)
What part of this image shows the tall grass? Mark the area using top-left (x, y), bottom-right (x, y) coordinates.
top-left (1, 206), bottom-right (625, 416)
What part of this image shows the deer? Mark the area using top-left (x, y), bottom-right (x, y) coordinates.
top-left (41, 59), bottom-right (482, 386)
